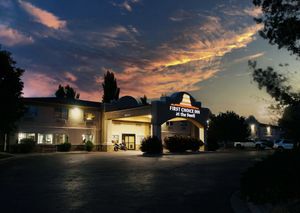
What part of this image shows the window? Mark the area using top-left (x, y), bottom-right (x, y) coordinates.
top-left (84, 112), bottom-right (95, 121)
top-left (24, 106), bottom-right (38, 118)
top-left (53, 134), bottom-right (67, 144)
top-left (54, 107), bottom-right (68, 120)
top-left (38, 134), bottom-right (53, 144)
top-left (82, 134), bottom-right (94, 143)
top-left (18, 133), bottom-right (35, 143)
top-left (166, 121), bottom-right (173, 126)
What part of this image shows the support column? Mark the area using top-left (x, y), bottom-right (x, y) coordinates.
top-left (199, 127), bottom-right (205, 151)
top-left (152, 124), bottom-right (161, 140)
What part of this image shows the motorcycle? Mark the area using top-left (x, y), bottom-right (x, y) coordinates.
top-left (114, 142), bottom-right (127, 151)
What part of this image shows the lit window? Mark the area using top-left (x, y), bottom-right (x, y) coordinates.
top-left (84, 112), bottom-right (95, 121)
top-left (18, 133), bottom-right (35, 143)
top-left (38, 134), bottom-right (53, 144)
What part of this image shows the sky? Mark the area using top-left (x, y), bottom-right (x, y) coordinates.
top-left (1, 0), bottom-right (299, 124)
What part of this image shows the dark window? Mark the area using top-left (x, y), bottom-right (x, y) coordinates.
top-left (54, 107), bottom-right (68, 120)
top-left (24, 106), bottom-right (38, 118)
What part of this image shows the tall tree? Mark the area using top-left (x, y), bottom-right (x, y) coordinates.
top-left (207, 111), bottom-right (250, 148)
top-left (249, 62), bottom-right (300, 145)
top-left (55, 84), bottom-right (80, 99)
top-left (251, 1), bottom-right (300, 147)
top-left (253, 0), bottom-right (300, 57)
top-left (140, 95), bottom-right (149, 105)
top-left (0, 47), bottom-right (25, 151)
top-left (102, 70), bottom-right (120, 103)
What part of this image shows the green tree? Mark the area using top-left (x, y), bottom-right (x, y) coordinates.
top-left (0, 47), bottom-right (25, 151)
top-left (249, 62), bottom-right (300, 147)
top-left (55, 84), bottom-right (80, 99)
top-left (140, 95), bottom-right (149, 105)
top-left (253, 0), bottom-right (300, 57)
top-left (102, 70), bottom-right (120, 103)
top-left (207, 111), bottom-right (250, 148)
top-left (251, 1), bottom-right (300, 148)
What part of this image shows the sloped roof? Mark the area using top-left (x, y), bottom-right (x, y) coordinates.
top-left (22, 97), bottom-right (102, 108)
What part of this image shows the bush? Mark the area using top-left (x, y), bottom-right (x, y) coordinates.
top-left (57, 142), bottom-right (71, 152)
top-left (187, 138), bottom-right (204, 152)
top-left (85, 140), bottom-right (94, 152)
top-left (164, 136), bottom-right (204, 152)
top-left (140, 136), bottom-right (163, 154)
top-left (240, 151), bottom-right (300, 204)
top-left (164, 136), bottom-right (187, 152)
top-left (17, 138), bottom-right (36, 153)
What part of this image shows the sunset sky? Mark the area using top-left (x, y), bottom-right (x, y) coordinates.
top-left (1, 0), bottom-right (299, 124)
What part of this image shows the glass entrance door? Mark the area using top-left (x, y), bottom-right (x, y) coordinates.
top-left (122, 134), bottom-right (136, 150)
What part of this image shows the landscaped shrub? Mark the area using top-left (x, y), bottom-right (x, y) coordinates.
top-left (85, 140), bottom-right (94, 152)
top-left (164, 136), bottom-right (204, 152)
top-left (240, 151), bottom-right (300, 204)
top-left (186, 138), bottom-right (204, 152)
top-left (18, 138), bottom-right (36, 153)
top-left (164, 136), bottom-right (188, 152)
top-left (57, 142), bottom-right (71, 152)
top-left (140, 136), bottom-right (163, 154)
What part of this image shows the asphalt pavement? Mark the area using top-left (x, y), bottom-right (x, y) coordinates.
top-left (0, 150), bottom-right (272, 213)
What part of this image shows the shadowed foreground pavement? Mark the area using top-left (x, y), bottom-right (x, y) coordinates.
top-left (0, 151), bottom-right (271, 213)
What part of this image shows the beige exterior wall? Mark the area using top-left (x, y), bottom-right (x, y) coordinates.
top-left (16, 103), bottom-right (101, 145)
top-left (104, 120), bottom-right (151, 151)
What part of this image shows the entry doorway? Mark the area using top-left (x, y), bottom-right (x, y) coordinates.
top-left (122, 134), bottom-right (136, 150)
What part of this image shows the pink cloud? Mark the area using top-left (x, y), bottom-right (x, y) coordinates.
top-left (0, 24), bottom-right (33, 46)
top-left (64, 72), bottom-right (77, 82)
top-left (23, 72), bottom-right (58, 97)
top-left (19, 0), bottom-right (66, 30)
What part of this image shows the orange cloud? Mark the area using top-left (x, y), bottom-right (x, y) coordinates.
top-left (110, 18), bottom-right (262, 98)
top-left (19, 0), bottom-right (66, 30)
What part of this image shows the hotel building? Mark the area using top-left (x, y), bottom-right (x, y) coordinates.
top-left (11, 92), bottom-right (211, 151)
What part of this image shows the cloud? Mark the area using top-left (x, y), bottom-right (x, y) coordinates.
top-left (23, 72), bottom-right (58, 97)
top-left (169, 10), bottom-right (198, 22)
top-left (107, 15), bottom-right (262, 98)
top-left (64, 72), bottom-right (77, 82)
top-left (244, 7), bottom-right (262, 17)
top-left (18, 0), bottom-right (66, 30)
top-left (233, 52), bottom-right (265, 64)
top-left (23, 71), bottom-right (101, 101)
top-left (98, 25), bottom-right (139, 48)
top-left (112, 0), bottom-right (140, 12)
top-left (0, 24), bottom-right (33, 46)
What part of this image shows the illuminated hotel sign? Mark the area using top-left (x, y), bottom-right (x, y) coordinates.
top-left (169, 94), bottom-right (200, 118)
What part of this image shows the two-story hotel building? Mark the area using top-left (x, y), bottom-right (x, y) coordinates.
top-left (11, 92), bottom-right (211, 151)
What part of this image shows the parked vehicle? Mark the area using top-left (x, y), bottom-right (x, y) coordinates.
top-left (234, 140), bottom-right (266, 150)
top-left (273, 139), bottom-right (295, 151)
top-left (113, 142), bottom-right (127, 151)
top-left (256, 139), bottom-right (274, 148)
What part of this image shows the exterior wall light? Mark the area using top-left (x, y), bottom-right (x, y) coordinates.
top-left (267, 126), bottom-right (271, 136)
top-left (69, 107), bottom-right (83, 121)
top-left (250, 124), bottom-right (256, 134)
